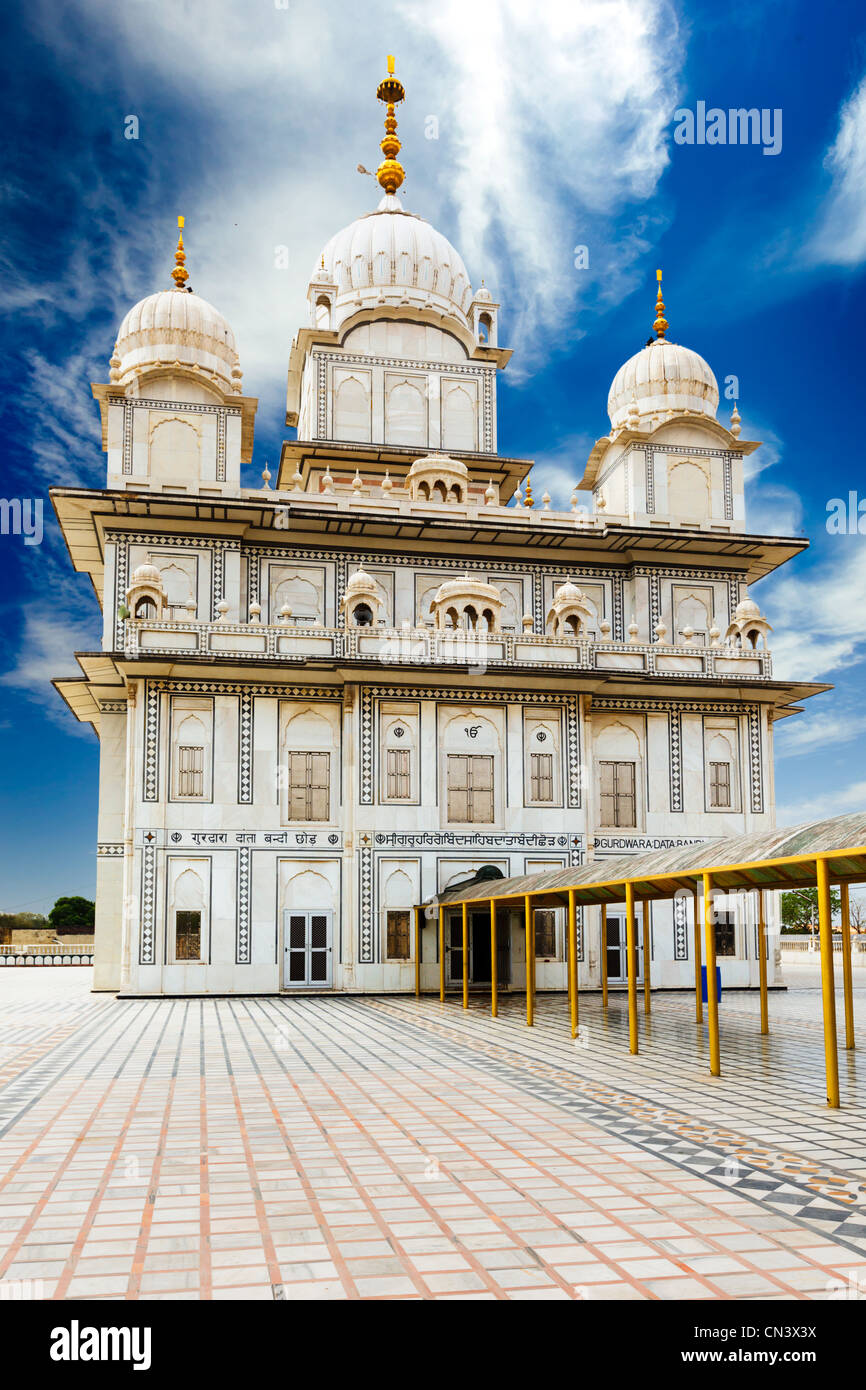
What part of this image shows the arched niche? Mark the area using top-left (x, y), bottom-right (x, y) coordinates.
top-left (149, 417), bottom-right (201, 488)
top-left (668, 461), bottom-right (710, 521)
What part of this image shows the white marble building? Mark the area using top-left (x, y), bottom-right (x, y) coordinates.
top-left (53, 63), bottom-right (826, 998)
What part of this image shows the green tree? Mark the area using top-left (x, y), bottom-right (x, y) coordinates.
top-left (48, 897), bottom-right (95, 931)
top-left (780, 887), bottom-right (841, 933)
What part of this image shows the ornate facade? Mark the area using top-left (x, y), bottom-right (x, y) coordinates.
top-left (53, 61), bottom-right (826, 998)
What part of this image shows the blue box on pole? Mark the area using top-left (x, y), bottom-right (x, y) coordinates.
top-left (701, 965), bottom-right (722, 1003)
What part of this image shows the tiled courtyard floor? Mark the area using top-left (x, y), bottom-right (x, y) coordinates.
top-left (0, 965), bottom-right (865, 1301)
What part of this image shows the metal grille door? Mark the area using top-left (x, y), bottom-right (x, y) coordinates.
top-left (283, 910), bottom-right (333, 987)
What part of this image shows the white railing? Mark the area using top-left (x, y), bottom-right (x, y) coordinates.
top-left (123, 619), bottom-right (772, 680)
top-left (780, 936), bottom-right (866, 954)
top-left (0, 943), bottom-right (94, 965)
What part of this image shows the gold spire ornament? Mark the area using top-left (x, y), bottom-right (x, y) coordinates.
top-left (653, 267), bottom-right (668, 339)
top-left (171, 215), bottom-right (189, 289)
top-left (376, 55), bottom-right (406, 196)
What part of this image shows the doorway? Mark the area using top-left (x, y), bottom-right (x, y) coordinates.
top-left (283, 910), bottom-right (333, 987)
top-left (605, 911), bottom-right (643, 984)
top-left (448, 910), bottom-right (510, 986)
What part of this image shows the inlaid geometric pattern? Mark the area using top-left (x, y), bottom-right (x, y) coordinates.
top-left (673, 892), bottom-right (689, 960)
top-left (140, 843), bottom-right (156, 964)
top-left (359, 844), bottom-right (374, 963)
top-left (236, 847), bottom-right (252, 964)
top-left (143, 683), bottom-right (160, 802)
top-left (669, 710), bottom-right (683, 813)
top-left (0, 971), bottom-right (863, 1301)
top-left (748, 708), bottom-right (764, 815)
top-left (238, 692), bottom-right (253, 804)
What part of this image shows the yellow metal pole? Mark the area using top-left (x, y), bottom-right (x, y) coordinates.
top-left (461, 901), bottom-right (469, 1009)
top-left (438, 905), bottom-right (445, 1003)
top-left (840, 882), bottom-right (855, 1050)
top-left (524, 894), bottom-right (534, 1026)
top-left (642, 900), bottom-right (651, 1015)
top-left (414, 906), bottom-right (422, 998)
top-left (693, 885), bottom-right (703, 1023)
top-left (490, 898), bottom-right (498, 1018)
top-left (625, 881), bottom-right (638, 1055)
top-left (601, 903), bottom-right (608, 1009)
top-left (817, 856), bottom-right (840, 1107)
top-left (703, 872), bottom-right (720, 1077)
top-left (757, 891), bottom-right (769, 1035)
top-left (568, 889), bottom-right (578, 1038)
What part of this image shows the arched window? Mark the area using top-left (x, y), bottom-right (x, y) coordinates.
top-left (352, 602), bottom-right (374, 627)
top-left (135, 597), bottom-right (157, 620)
top-left (315, 296), bottom-right (331, 330)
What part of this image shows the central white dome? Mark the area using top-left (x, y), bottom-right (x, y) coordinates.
top-left (608, 338), bottom-right (719, 430)
top-left (316, 194), bottom-right (473, 331)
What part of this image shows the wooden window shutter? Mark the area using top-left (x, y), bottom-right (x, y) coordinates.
top-left (286, 751), bottom-right (329, 821)
top-left (178, 744), bottom-right (204, 797)
top-left (447, 755), bottom-right (470, 822)
top-left (386, 747), bottom-right (411, 800)
top-left (530, 752), bottom-right (553, 803)
top-left (599, 761), bottom-right (616, 827)
top-left (469, 755), bottom-right (494, 823)
top-left (615, 760), bottom-right (636, 828)
top-left (308, 752), bottom-right (330, 821)
top-left (387, 910), bottom-right (411, 960)
top-left (710, 760), bottom-right (731, 808)
top-left (599, 760), bottom-right (636, 828)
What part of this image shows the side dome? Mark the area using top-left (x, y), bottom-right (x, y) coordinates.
top-left (315, 194), bottom-right (473, 332)
top-left (111, 221), bottom-right (242, 396)
top-left (113, 289), bottom-right (240, 395)
top-left (608, 339), bottom-right (719, 429)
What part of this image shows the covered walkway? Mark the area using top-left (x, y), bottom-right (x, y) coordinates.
top-left (413, 813), bottom-right (866, 1108)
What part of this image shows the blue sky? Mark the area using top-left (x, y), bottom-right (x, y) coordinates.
top-left (2, 0), bottom-right (866, 914)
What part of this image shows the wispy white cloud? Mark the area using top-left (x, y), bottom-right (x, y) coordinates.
top-left (0, 607), bottom-right (100, 735)
top-left (777, 777), bottom-right (866, 827)
top-left (809, 71), bottom-right (866, 267)
top-left (760, 540), bottom-right (866, 682)
top-left (776, 708), bottom-right (866, 759)
top-left (22, 0), bottom-right (684, 407)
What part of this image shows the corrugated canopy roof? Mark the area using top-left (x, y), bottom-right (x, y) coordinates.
top-left (427, 813), bottom-right (866, 911)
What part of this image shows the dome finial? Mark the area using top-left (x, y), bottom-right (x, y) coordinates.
top-left (171, 215), bottom-right (189, 290)
top-left (376, 55), bottom-right (406, 196)
top-left (653, 267), bottom-right (667, 339)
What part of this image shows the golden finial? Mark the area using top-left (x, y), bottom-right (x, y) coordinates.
top-left (376, 54), bottom-right (406, 196)
top-left (653, 267), bottom-right (667, 339)
top-left (525, 473), bottom-right (534, 509)
top-left (171, 215), bottom-right (189, 289)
